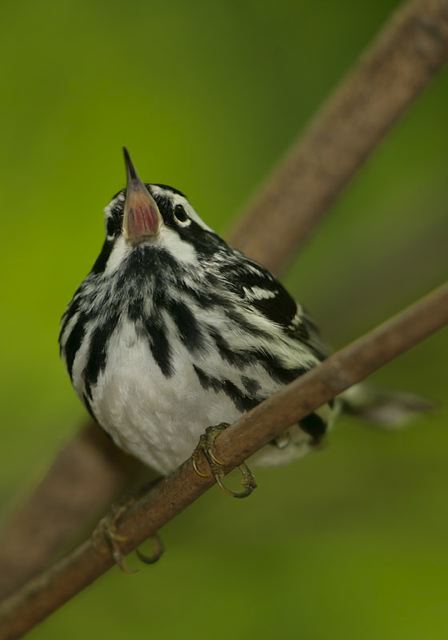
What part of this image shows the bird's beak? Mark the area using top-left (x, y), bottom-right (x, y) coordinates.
top-left (122, 147), bottom-right (162, 243)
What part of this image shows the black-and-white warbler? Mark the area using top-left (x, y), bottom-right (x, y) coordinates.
top-left (59, 149), bottom-right (427, 492)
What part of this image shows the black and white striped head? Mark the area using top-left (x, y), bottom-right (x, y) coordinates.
top-left (92, 148), bottom-right (221, 275)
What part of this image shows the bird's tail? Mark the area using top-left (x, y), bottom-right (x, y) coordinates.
top-left (339, 383), bottom-right (434, 429)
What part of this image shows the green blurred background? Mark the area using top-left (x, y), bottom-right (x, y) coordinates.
top-left (1, 0), bottom-right (447, 638)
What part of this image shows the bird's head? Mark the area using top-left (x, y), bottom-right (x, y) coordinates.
top-left (94, 148), bottom-right (221, 276)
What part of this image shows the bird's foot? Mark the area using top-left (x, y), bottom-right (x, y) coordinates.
top-left (192, 423), bottom-right (257, 499)
top-left (94, 495), bottom-right (164, 573)
top-left (95, 502), bottom-right (135, 574)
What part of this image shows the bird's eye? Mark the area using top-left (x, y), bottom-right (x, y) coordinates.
top-left (173, 204), bottom-right (191, 227)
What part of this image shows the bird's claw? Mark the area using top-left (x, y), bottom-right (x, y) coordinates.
top-left (192, 423), bottom-right (257, 499)
top-left (95, 504), bottom-right (136, 574)
top-left (94, 499), bottom-right (164, 573)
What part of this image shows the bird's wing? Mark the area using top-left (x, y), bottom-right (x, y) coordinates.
top-left (223, 254), bottom-right (329, 361)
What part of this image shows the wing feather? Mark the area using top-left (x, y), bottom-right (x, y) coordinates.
top-left (223, 255), bottom-right (329, 360)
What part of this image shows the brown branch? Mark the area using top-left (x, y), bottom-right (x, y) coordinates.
top-left (0, 283), bottom-right (447, 640)
top-left (2, 0), bottom-right (448, 602)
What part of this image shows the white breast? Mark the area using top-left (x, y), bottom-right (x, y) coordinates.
top-left (88, 319), bottom-right (242, 475)
top-left (79, 312), bottom-right (323, 475)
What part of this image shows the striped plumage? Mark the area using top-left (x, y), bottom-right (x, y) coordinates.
top-left (59, 151), bottom-right (336, 476)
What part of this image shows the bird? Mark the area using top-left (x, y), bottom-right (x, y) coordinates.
top-left (59, 148), bottom-right (428, 500)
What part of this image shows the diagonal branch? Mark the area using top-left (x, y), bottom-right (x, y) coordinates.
top-left (0, 282), bottom-right (447, 640)
top-left (2, 0), bottom-right (448, 602)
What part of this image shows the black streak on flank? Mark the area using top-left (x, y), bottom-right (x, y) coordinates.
top-left (59, 299), bottom-right (80, 348)
top-left (84, 314), bottom-right (120, 389)
top-left (167, 299), bottom-right (204, 353)
top-left (256, 351), bottom-right (308, 385)
top-left (206, 325), bottom-right (307, 384)
top-left (64, 312), bottom-right (89, 380)
top-left (241, 376), bottom-right (261, 396)
top-left (222, 380), bottom-right (259, 412)
top-left (84, 379), bottom-right (92, 401)
top-left (145, 317), bottom-right (174, 377)
top-left (299, 412), bottom-right (327, 444)
top-left (193, 365), bottom-right (259, 413)
top-left (227, 309), bottom-right (271, 338)
top-left (83, 393), bottom-right (97, 421)
top-left (207, 325), bottom-right (256, 368)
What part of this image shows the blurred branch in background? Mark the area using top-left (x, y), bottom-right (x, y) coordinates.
top-left (0, 426), bottom-right (147, 601)
top-left (1, 0), bottom-right (448, 604)
top-left (316, 207), bottom-right (448, 342)
top-left (230, 0), bottom-right (448, 271)
top-left (0, 282), bottom-right (447, 640)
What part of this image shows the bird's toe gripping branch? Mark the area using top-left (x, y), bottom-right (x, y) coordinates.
top-left (192, 423), bottom-right (257, 498)
top-left (93, 500), bottom-right (164, 573)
